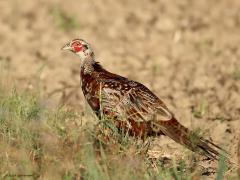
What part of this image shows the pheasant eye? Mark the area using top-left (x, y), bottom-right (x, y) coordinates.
top-left (72, 42), bottom-right (80, 46)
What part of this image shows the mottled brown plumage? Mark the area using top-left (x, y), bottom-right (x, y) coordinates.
top-left (62, 39), bottom-right (225, 160)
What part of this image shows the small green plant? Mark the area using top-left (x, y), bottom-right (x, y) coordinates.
top-left (50, 7), bottom-right (79, 32)
top-left (216, 152), bottom-right (227, 180)
top-left (193, 100), bottom-right (208, 118)
top-left (233, 69), bottom-right (240, 80)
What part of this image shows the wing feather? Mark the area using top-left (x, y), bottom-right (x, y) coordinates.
top-left (100, 80), bottom-right (173, 123)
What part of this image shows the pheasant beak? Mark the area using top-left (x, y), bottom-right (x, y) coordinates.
top-left (61, 42), bottom-right (72, 51)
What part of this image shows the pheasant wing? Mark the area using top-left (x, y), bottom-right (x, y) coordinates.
top-left (100, 80), bottom-right (172, 123)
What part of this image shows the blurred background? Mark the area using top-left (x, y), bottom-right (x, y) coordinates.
top-left (0, 0), bottom-right (240, 174)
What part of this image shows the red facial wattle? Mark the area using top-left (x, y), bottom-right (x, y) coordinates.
top-left (73, 44), bottom-right (83, 52)
top-left (71, 41), bottom-right (83, 53)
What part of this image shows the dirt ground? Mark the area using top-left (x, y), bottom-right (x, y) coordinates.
top-left (0, 0), bottom-right (240, 177)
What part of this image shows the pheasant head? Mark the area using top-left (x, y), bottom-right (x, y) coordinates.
top-left (61, 39), bottom-right (94, 61)
top-left (62, 39), bottom-right (97, 74)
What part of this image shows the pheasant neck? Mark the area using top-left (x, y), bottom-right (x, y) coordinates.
top-left (80, 56), bottom-right (95, 75)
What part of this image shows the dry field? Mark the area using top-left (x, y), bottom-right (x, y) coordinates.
top-left (0, 0), bottom-right (240, 179)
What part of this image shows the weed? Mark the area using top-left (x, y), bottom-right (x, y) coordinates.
top-left (50, 7), bottom-right (79, 32)
top-left (216, 152), bottom-right (227, 180)
top-left (0, 81), bottom-right (235, 179)
top-left (233, 70), bottom-right (240, 80)
top-left (192, 99), bottom-right (208, 118)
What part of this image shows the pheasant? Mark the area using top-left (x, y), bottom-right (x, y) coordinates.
top-left (61, 39), bottom-right (225, 160)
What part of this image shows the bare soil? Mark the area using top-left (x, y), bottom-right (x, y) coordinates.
top-left (0, 0), bottom-right (240, 177)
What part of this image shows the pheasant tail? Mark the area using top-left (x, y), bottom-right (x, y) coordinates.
top-left (158, 118), bottom-right (225, 160)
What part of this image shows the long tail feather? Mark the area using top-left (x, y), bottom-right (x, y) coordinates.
top-left (158, 117), bottom-right (226, 160)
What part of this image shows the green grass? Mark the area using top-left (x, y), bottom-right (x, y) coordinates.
top-left (0, 81), bottom-right (238, 179)
top-left (233, 69), bottom-right (240, 80)
top-left (50, 7), bottom-right (79, 32)
top-left (192, 99), bottom-right (208, 119)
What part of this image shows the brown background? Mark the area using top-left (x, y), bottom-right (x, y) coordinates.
top-left (0, 0), bottom-right (239, 170)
